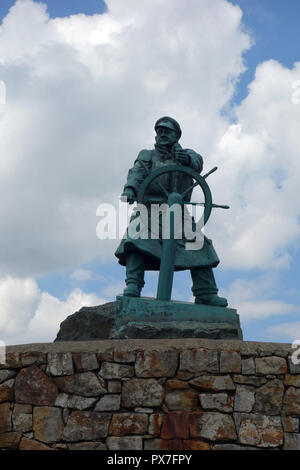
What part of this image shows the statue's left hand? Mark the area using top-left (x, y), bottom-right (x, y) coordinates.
top-left (120, 187), bottom-right (136, 204)
top-left (174, 149), bottom-right (190, 166)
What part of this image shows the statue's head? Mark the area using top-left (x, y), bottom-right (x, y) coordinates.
top-left (154, 116), bottom-right (182, 147)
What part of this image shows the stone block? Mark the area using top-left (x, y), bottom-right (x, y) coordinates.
top-left (0, 403), bottom-right (12, 433)
top-left (191, 412), bottom-right (237, 441)
top-left (255, 357), bottom-right (287, 375)
top-left (33, 407), bottom-right (63, 443)
top-left (109, 413), bottom-right (148, 436)
top-left (0, 353), bottom-right (21, 370)
top-left (95, 394), bottom-right (121, 411)
top-left (283, 433), bottom-right (300, 450)
top-left (13, 404), bottom-right (32, 414)
top-left (99, 362), bottom-right (134, 380)
top-left (282, 416), bottom-right (299, 433)
top-left (0, 380), bottom-right (14, 404)
top-left (220, 351), bottom-right (241, 373)
top-left (114, 295), bottom-right (242, 340)
top-left (189, 375), bottom-right (235, 391)
top-left (0, 369), bottom-right (17, 384)
top-left (135, 407), bottom-right (153, 413)
top-left (114, 351), bottom-right (136, 363)
top-left (144, 439), bottom-right (183, 450)
top-left (238, 414), bottom-right (283, 448)
top-left (0, 432), bottom-right (22, 449)
top-left (62, 411), bottom-right (111, 442)
top-left (234, 385), bottom-right (255, 413)
top-left (54, 302), bottom-right (116, 341)
top-left (241, 357), bottom-right (256, 375)
top-left (46, 352), bottom-right (74, 376)
top-left (55, 393), bottom-right (98, 410)
top-left (122, 379), bottom-right (164, 408)
top-left (19, 437), bottom-right (53, 450)
top-left (148, 413), bottom-right (163, 435)
top-left (54, 372), bottom-right (106, 397)
top-left (200, 392), bottom-right (233, 413)
top-left (15, 365), bottom-right (58, 406)
top-left (253, 379), bottom-right (284, 415)
top-left (135, 351), bottom-right (178, 377)
top-left (165, 389), bottom-right (199, 410)
top-left (183, 440), bottom-right (211, 450)
top-left (284, 374), bottom-right (300, 387)
top-left (68, 442), bottom-right (107, 450)
top-left (108, 381), bottom-right (121, 393)
top-left (180, 348), bottom-right (219, 374)
top-left (283, 387), bottom-right (300, 415)
top-left (13, 413), bottom-right (32, 433)
top-left (106, 436), bottom-right (143, 450)
top-left (160, 411), bottom-right (189, 439)
top-left (213, 443), bottom-right (257, 450)
top-left (72, 353), bottom-right (98, 372)
top-left (232, 375), bottom-right (267, 387)
top-left (21, 351), bottom-right (46, 367)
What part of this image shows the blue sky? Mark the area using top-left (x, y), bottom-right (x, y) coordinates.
top-left (0, 0), bottom-right (299, 345)
top-left (0, 0), bottom-right (107, 18)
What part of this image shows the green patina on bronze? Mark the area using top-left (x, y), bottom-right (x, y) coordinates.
top-left (113, 296), bottom-right (243, 340)
top-left (113, 116), bottom-right (241, 339)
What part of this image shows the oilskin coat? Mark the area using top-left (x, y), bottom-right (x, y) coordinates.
top-left (115, 146), bottom-right (220, 271)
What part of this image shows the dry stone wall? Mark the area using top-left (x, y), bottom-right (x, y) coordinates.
top-left (0, 338), bottom-right (300, 450)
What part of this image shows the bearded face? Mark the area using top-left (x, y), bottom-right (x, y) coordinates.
top-left (155, 125), bottom-right (178, 148)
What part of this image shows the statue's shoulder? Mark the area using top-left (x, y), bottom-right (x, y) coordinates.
top-left (136, 149), bottom-right (154, 162)
top-left (185, 148), bottom-right (202, 158)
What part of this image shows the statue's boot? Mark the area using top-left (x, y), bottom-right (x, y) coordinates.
top-left (195, 294), bottom-right (228, 307)
top-left (123, 251), bottom-right (145, 298)
top-left (123, 283), bottom-right (142, 297)
top-left (191, 267), bottom-right (228, 307)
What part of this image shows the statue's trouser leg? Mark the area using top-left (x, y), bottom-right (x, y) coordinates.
top-left (125, 251), bottom-right (145, 289)
top-left (190, 267), bottom-right (218, 297)
top-left (191, 267), bottom-right (228, 307)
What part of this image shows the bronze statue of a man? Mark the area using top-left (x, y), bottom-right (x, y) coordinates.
top-left (115, 116), bottom-right (228, 307)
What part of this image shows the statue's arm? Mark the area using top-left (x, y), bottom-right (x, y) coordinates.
top-left (185, 149), bottom-right (203, 173)
top-left (123, 149), bottom-right (152, 196)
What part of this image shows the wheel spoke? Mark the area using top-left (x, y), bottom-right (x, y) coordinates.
top-left (182, 201), bottom-right (205, 206)
top-left (139, 159), bottom-right (169, 198)
top-left (157, 182), bottom-right (170, 198)
top-left (182, 202), bottom-right (230, 209)
top-left (203, 166), bottom-right (218, 179)
top-left (180, 180), bottom-right (200, 198)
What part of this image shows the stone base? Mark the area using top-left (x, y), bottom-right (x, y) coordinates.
top-left (112, 295), bottom-right (243, 340)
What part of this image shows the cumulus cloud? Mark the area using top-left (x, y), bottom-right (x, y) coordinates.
top-left (266, 322), bottom-right (300, 342)
top-left (0, 0), bottom-right (300, 344)
top-left (209, 59), bottom-right (300, 269)
top-left (0, 276), bottom-right (106, 345)
top-left (221, 275), bottom-right (296, 321)
top-left (0, 0), bottom-right (251, 278)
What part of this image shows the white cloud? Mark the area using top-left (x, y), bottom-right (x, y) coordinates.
top-left (28, 287), bottom-right (106, 343)
top-left (0, 0), bottom-right (298, 293)
top-left (208, 59), bottom-right (300, 269)
top-left (0, 276), bottom-right (106, 345)
top-left (0, 0), bottom-right (251, 278)
top-left (71, 268), bottom-right (98, 282)
top-left (222, 275), bottom-right (296, 321)
top-left (266, 322), bottom-right (300, 342)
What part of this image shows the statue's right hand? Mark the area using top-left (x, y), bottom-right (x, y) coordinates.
top-left (120, 188), bottom-right (136, 204)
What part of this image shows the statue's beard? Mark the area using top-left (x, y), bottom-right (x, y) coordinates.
top-left (155, 135), bottom-right (176, 149)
